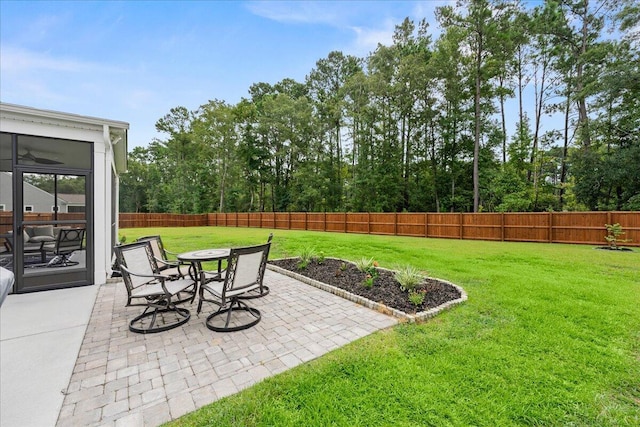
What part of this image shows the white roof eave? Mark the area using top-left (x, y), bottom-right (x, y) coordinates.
top-left (1, 102), bottom-right (130, 174)
top-left (0, 102), bottom-right (129, 131)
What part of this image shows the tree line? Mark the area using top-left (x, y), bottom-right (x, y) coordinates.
top-left (120, 0), bottom-right (640, 214)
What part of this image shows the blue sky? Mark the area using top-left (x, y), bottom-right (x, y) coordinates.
top-left (1, 1), bottom-right (448, 148)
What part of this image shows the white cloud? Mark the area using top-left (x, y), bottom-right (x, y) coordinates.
top-left (245, 1), bottom-right (450, 57)
top-left (244, 1), bottom-right (344, 25)
top-left (1, 45), bottom-right (88, 73)
top-left (348, 20), bottom-right (397, 55)
top-left (1, 80), bottom-right (69, 105)
top-left (0, 45), bottom-right (126, 74)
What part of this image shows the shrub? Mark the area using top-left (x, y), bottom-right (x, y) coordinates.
top-left (408, 290), bottom-right (425, 306)
top-left (395, 265), bottom-right (424, 292)
top-left (297, 246), bottom-right (316, 270)
top-left (604, 223), bottom-right (631, 250)
top-left (355, 257), bottom-right (379, 277)
top-left (362, 274), bottom-right (374, 288)
top-left (354, 257), bottom-right (375, 273)
top-left (355, 257), bottom-right (380, 287)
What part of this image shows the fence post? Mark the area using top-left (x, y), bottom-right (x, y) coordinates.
top-left (548, 212), bottom-right (553, 243)
top-left (425, 213), bottom-right (429, 237)
top-left (305, 212), bottom-right (308, 230)
top-left (395, 212), bottom-right (398, 235)
top-left (288, 212), bottom-right (291, 230)
top-left (344, 212), bottom-right (347, 233)
top-left (501, 212), bottom-right (505, 242)
top-left (324, 212), bottom-right (327, 232)
top-left (368, 212), bottom-right (371, 234)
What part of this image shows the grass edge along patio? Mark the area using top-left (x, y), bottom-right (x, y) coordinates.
top-left (113, 226), bottom-right (639, 427)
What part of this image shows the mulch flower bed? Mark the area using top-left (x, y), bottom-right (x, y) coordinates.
top-left (268, 257), bottom-right (463, 315)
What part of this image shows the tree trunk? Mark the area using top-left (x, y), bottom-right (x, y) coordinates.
top-left (473, 36), bottom-right (482, 212)
top-left (558, 83), bottom-right (571, 209)
top-left (575, 0), bottom-right (591, 148)
top-left (529, 57), bottom-right (546, 183)
top-left (517, 46), bottom-right (524, 136)
top-left (430, 122), bottom-right (440, 212)
top-left (499, 75), bottom-right (507, 164)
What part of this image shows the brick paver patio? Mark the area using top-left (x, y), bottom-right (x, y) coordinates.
top-left (56, 269), bottom-right (397, 426)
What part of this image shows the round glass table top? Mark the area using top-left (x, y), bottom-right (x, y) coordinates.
top-left (177, 248), bottom-right (230, 261)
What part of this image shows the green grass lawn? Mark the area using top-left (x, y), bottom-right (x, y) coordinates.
top-left (121, 227), bottom-right (640, 426)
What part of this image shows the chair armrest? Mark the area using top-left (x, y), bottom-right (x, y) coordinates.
top-left (154, 256), bottom-right (181, 267)
top-left (120, 265), bottom-right (194, 297)
top-left (200, 268), bottom-right (225, 283)
top-left (164, 248), bottom-right (179, 256)
top-left (163, 248), bottom-right (187, 261)
top-left (119, 265), bottom-right (166, 281)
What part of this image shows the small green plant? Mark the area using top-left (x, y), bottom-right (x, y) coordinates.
top-left (363, 274), bottom-right (374, 288)
top-left (317, 251), bottom-right (326, 264)
top-left (118, 234), bottom-right (127, 245)
top-left (355, 257), bottom-right (379, 287)
top-left (355, 257), bottom-right (375, 272)
top-left (408, 290), bottom-right (426, 306)
top-left (395, 265), bottom-right (424, 292)
top-left (339, 262), bottom-right (348, 271)
top-left (605, 223), bottom-right (631, 249)
top-left (297, 246), bottom-right (317, 270)
top-left (355, 257), bottom-right (379, 277)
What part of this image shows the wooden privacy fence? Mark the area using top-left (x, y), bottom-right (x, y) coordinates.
top-left (0, 212), bottom-right (87, 235)
top-left (118, 211), bottom-right (640, 247)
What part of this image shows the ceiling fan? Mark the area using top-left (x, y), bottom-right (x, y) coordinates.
top-left (1, 148), bottom-right (63, 165)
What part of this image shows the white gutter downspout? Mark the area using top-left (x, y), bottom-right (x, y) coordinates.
top-left (103, 125), bottom-right (114, 279)
top-left (104, 125), bottom-right (123, 277)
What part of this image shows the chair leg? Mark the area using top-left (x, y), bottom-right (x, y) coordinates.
top-left (205, 298), bottom-right (260, 332)
top-left (129, 302), bottom-right (190, 334)
top-left (173, 283), bottom-right (197, 305)
top-left (46, 253), bottom-right (79, 267)
top-left (237, 285), bottom-right (270, 300)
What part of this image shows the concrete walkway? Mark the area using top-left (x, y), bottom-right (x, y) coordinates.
top-left (1, 285), bottom-right (100, 427)
top-left (2, 270), bottom-right (397, 426)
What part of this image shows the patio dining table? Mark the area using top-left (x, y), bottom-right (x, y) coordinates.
top-left (177, 248), bottom-right (230, 285)
top-left (177, 248), bottom-right (230, 307)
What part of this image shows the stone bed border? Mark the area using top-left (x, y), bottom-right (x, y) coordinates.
top-left (267, 257), bottom-right (468, 323)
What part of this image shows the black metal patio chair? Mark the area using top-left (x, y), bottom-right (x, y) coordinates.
top-left (238, 233), bottom-right (272, 299)
top-left (114, 241), bottom-right (195, 334)
top-left (135, 235), bottom-right (189, 279)
top-left (43, 228), bottom-right (85, 267)
top-left (197, 241), bottom-right (271, 332)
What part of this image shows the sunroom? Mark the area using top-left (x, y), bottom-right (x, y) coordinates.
top-left (0, 103), bottom-right (128, 294)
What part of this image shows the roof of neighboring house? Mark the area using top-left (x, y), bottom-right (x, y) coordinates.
top-left (57, 193), bottom-right (85, 205)
top-left (0, 172), bottom-right (68, 207)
